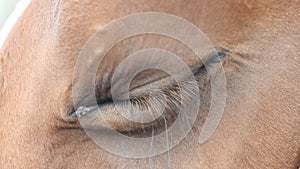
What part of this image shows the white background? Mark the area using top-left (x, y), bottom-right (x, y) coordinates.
top-left (0, 0), bottom-right (20, 31)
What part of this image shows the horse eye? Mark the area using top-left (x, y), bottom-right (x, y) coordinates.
top-left (68, 49), bottom-right (226, 135)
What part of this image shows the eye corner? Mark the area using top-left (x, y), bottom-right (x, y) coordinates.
top-left (55, 106), bottom-right (82, 130)
top-left (215, 48), bottom-right (229, 60)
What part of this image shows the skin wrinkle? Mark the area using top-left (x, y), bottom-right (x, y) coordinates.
top-left (0, 0), bottom-right (299, 168)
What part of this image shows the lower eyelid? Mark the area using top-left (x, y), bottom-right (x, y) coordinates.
top-left (72, 103), bottom-right (157, 131)
top-left (72, 79), bottom-right (199, 132)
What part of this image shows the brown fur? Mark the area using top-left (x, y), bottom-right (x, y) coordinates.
top-left (0, 0), bottom-right (299, 168)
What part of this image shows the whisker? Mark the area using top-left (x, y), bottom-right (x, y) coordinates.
top-left (163, 116), bottom-right (171, 169)
top-left (149, 126), bottom-right (154, 169)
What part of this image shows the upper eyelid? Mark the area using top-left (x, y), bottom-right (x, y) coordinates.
top-left (94, 48), bottom-right (227, 100)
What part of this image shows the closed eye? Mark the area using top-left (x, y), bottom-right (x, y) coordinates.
top-left (68, 49), bottom-right (226, 136)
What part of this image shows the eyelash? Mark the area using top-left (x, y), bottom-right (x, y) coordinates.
top-left (120, 78), bottom-right (199, 130)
